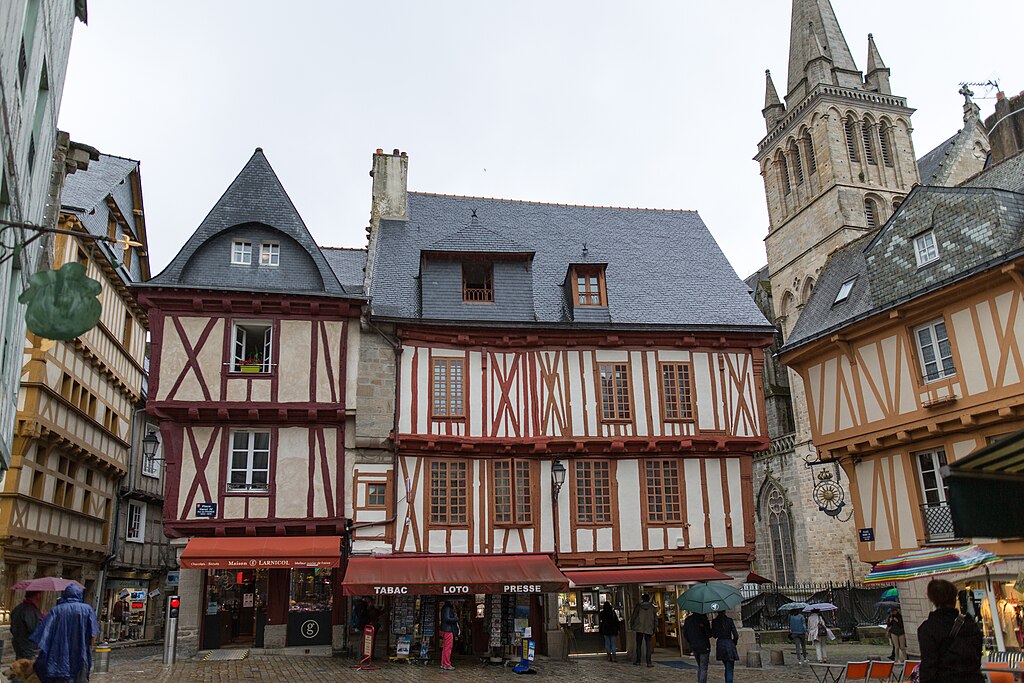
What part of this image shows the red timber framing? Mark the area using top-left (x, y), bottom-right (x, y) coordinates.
top-left (138, 289), bottom-right (361, 539)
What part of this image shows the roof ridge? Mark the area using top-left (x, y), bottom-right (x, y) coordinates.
top-left (409, 191), bottom-right (697, 213)
top-left (96, 151), bottom-right (140, 164)
top-left (319, 245), bottom-right (367, 252)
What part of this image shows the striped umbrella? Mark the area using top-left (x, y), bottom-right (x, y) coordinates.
top-left (864, 544), bottom-right (1002, 583)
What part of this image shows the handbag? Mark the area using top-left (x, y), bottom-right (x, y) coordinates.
top-left (818, 621), bottom-right (827, 637)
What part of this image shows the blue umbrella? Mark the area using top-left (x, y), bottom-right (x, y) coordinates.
top-left (803, 602), bottom-right (838, 612)
top-left (677, 583), bottom-right (742, 614)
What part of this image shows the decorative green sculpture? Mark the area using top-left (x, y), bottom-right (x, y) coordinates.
top-left (18, 262), bottom-right (102, 340)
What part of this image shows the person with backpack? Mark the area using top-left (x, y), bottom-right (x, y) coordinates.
top-left (917, 579), bottom-right (983, 683)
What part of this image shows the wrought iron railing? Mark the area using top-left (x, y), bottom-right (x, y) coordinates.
top-left (920, 501), bottom-right (957, 542)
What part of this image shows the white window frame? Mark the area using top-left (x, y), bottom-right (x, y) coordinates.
top-left (260, 241), bottom-right (280, 267)
top-left (231, 240), bottom-right (252, 265)
top-left (914, 231), bottom-right (940, 267)
top-left (231, 321), bottom-right (273, 372)
top-left (227, 430), bottom-right (271, 492)
top-left (914, 318), bottom-right (956, 383)
top-left (142, 439), bottom-right (160, 479)
top-left (834, 277), bottom-right (857, 305)
top-left (915, 448), bottom-right (950, 506)
top-left (126, 501), bottom-right (146, 543)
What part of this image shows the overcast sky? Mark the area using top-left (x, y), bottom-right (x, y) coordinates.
top-left (59, 1), bottom-right (1021, 280)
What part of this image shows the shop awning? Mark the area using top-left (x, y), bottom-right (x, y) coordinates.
top-left (563, 564), bottom-right (732, 587)
top-left (342, 554), bottom-right (568, 595)
top-left (944, 428), bottom-right (1024, 539)
top-left (179, 536), bottom-right (341, 569)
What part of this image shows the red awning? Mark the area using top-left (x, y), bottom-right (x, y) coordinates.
top-left (343, 554), bottom-right (568, 596)
top-left (180, 536), bottom-right (340, 569)
top-left (746, 571), bottom-right (773, 585)
top-left (563, 565), bottom-right (732, 586)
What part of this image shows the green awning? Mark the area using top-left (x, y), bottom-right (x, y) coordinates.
top-left (945, 428), bottom-right (1024, 539)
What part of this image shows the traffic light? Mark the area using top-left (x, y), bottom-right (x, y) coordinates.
top-left (168, 595), bottom-right (180, 619)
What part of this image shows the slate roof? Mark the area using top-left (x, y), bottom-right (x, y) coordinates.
top-left (783, 183), bottom-right (1024, 352)
top-left (144, 149), bottom-right (359, 298)
top-left (321, 247), bottom-right (366, 294)
top-left (369, 193), bottom-right (772, 331)
top-left (962, 149), bottom-right (1024, 193)
top-left (61, 153), bottom-right (137, 212)
top-left (426, 216), bottom-right (532, 254)
top-left (917, 134), bottom-right (958, 185)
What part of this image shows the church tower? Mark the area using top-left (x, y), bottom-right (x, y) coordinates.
top-left (757, 0), bottom-right (919, 430)
top-left (752, 0), bottom-right (920, 583)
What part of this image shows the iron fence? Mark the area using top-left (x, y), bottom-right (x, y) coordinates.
top-left (741, 581), bottom-right (896, 638)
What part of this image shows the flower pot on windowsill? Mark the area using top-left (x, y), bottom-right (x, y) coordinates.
top-left (240, 365), bottom-right (262, 373)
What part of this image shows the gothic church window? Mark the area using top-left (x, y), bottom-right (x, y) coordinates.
top-left (763, 483), bottom-right (795, 585)
top-left (862, 124), bottom-right (877, 165)
top-left (864, 199), bottom-right (878, 230)
top-left (779, 155), bottom-right (792, 195)
top-left (790, 141), bottom-right (804, 185)
top-left (803, 133), bottom-right (817, 175)
top-left (879, 126), bottom-right (894, 167)
top-left (844, 119), bottom-right (860, 163)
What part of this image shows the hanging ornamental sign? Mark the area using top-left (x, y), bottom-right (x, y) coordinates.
top-left (812, 467), bottom-right (847, 517)
top-left (19, 262), bottom-right (102, 340)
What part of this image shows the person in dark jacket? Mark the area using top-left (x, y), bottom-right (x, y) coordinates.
top-left (439, 601), bottom-right (460, 671)
top-left (629, 593), bottom-right (657, 667)
top-left (887, 606), bottom-right (907, 663)
top-left (917, 579), bottom-right (983, 683)
top-left (683, 611), bottom-right (712, 683)
top-left (711, 612), bottom-right (739, 683)
top-left (789, 609), bottom-right (807, 663)
top-left (11, 591), bottom-right (43, 659)
top-left (598, 602), bottom-right (620, 662)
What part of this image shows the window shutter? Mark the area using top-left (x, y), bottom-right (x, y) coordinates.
top-left (233, 326), bottom-right (246, 370)
top-left (263, 326), bottom-right (273, 372)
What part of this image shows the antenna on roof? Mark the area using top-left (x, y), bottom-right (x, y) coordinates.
top-left (470, 209), bottom-right (477, 219)
top-left (582, 242), bottom-right (588, 256)
top-left (959, 80), bottom-right (1000, 98)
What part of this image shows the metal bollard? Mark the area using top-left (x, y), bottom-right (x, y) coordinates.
top-left (94, 645), bottom-right (111, 673)
top-left (746, 650), bottom-right (763, 668)
top-left (770, 649), bottom-right (785, 665)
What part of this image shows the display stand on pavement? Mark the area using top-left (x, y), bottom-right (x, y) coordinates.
top-left (351, 624), bottom-right (379, 671)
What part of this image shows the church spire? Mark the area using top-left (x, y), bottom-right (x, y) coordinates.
top-left (864, 33), bottom-right (891, 94)
top-left (763, 70), bottom-right (786, 131)
top-left (786, 0), bottom-right (863, 104)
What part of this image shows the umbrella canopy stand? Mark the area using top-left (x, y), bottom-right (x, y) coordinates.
top-left (985, 567), bottom-right (1006, 652)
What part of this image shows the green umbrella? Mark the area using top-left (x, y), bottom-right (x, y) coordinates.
top-left (881, 588), bottom-right (899, 599)
top-left (677, 582), bottom-right (742, 614)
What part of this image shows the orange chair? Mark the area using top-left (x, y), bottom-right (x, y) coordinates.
top-left (984, 661), bottom-right (1015, 683)
top-left (896, 660), bottom-right (921, 682)
top-left (867, 660), bottom-right (895, 680)
top-left (844, 661), bottom-right (872, 681)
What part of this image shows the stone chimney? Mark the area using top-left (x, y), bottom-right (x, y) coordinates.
top-left (985, 91), bottom-right (1024, 165)
top-left (370, 148), bottom-right (408, 222)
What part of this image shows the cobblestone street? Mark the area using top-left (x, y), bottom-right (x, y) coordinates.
top-left (93, 643), bottom-right (892, 682)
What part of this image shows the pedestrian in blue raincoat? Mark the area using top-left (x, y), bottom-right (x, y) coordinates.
top-left (30, 584), bottom-right (100, 683)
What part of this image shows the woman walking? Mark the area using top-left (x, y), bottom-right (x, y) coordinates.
top-left (806, 609), bottom-right (833, 663)
top-left (598, 602), bottom-right (620, 662)
top-left (711, 612), bottom-right (740, 683)
top-left (887, 606), bottom-right (907, 663)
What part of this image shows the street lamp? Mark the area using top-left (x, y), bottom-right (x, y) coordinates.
top-left (142, 430), bottom-right (161, 461)
top-left (551, 460), bottom-right (566, 503)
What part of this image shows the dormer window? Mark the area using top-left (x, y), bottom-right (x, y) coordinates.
top-left (573, 265), bottom-right (607, 306)
top-left (834, 276), bottom-right (857, 305)
top-left (914, 231), bottom-right (940, 267)
top-left (260, 241), bottom-right (280, 266)
top-left (462, 262), bottom-right (493, 302)
top-left (231, 240), bottom-right (252, 265)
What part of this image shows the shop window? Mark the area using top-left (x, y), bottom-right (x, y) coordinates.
top-left (558, 588), bottom-right (624, 639)
top-left (366, 482), bottom-right (386, 508)
top-left (431, 358), bottom-right (465, 418)
top-left (644, 459), bottom-right (682, 524)
top-left (914, 319), bottom-right (956, 383)
top-left (575, 460), bottom-right (612, 525)
top-left (231, 240), bottom-right (252, 265)
top-left (260, 241), bottom-right (280, 266)
top-left (658, 362), bottom-right (693, 422)
top-left (228, 431), bottom-right (271, 492)
top-left (231, 321), bottom-right (273, 372)
top-left (573, 265), bottom-right (607, 306)
top-left (429, 460), bottom-right (467, 525)
top-left (126, 501), bottom-right (145, 543)
top-left (289, 568), bottom-right (333, 614)
top-left (599, 363), bottom-right (631, 421)
top-left (493, 459), bottom-right (533, 526)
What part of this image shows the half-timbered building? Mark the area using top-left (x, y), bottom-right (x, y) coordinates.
top-left (345, 150), bottom-right (774, 658)
top-left (779, 150), bottom-right (1024, 653)
top-left (137, 149), bottom-right (366, 656)
top-left (0, 151), bottom-right (150, 619)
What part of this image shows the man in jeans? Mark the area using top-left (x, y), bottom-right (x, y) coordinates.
top-left (629, 593), bottom-right (657, 667)
top-left (683, 611), bottom-right (712, 683)
top-left (789, 609), bottom-right (808, 663)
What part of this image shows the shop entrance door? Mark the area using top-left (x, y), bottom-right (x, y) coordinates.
top-left (202, 570), bottom-right (268, 650)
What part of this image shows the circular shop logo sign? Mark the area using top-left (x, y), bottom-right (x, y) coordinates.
top-left (710, 602), bottom-right (720, 611)
top-left (301, 620), bottom-right (320, 639)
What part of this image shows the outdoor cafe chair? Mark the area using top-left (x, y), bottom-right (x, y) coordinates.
top-left (983, 661), bottom-right (1017, 683)
top-left (894, 660), bottom-right (920, 682)
top-left (843, 661), bottom-right (872, 681)
top-left (866, 660), bottom-right (895, 681)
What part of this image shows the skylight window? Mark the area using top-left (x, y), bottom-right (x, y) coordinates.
top-left (834, 277), bottom-right (857, 305)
